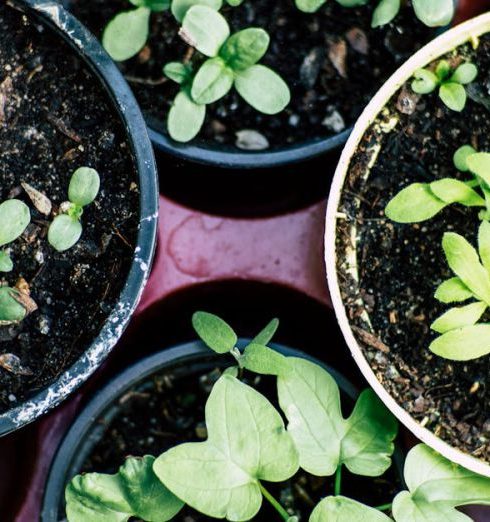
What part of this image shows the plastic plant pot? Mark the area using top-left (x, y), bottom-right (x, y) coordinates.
top-left (325, 13), bottom-right (490, 478)
top-left (0, 0), bottom-right (158, 437)
top-left (41, 341), bottom-right (404, 521)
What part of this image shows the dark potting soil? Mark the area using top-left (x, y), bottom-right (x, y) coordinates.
top-left (336, 37), bottom-right (490, 463)
top-left (63, 0), bottom-right (434, 150)
top-left (0, 4), bottom-right (139, 412)
top-left (81, 362), bottom-right (401, 521)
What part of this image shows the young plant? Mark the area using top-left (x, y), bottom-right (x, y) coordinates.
top-left (48, 167), bottom-right (100, 253)
top-left (411, 60), bottom-right (478, 112)
top-left (0, 199), bottom-right (31, 273)
top-left (164, 6), bottom-right (290, 142)
top-left (295, 0), bottom-right (454, 29)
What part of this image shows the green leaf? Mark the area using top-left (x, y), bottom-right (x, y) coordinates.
top-left (411, 69), bottom-right (438, 94)
top-left (154, 375), bottom-right (299, 521)
top-left (431, 301), bottom-right (487, 334)
top-left (0, 199), bottom-right (30, 247)
top-left (130, 0), bottom-right (170, 11)
top-left (434, 277), bottom-right (474, 304)
top-left (0, 287), bottom-right (26, 323)
top-left (171, 0), bottom-right (222, 23)
top-left (429, 178), bottom-right (485, 207)
top-left (336, 0), bottom-right (370, 5)
top-left (68, 167), bottom-right (100, 207)
top-left (220, 28), bottom-right (269, 70)
top-left (479, 220), bottom-right (490, 274)
top-left (168, 90), bottom-right (206, 143)
top-left (277, 358), bottom-right (396, 477)
top-left (241, 343), bottom-right (292, 376)
top-left (385, 183), bottom-right (446, 223)
top-left (466, 152), bottom-right (490, 186)
top-left (48, 214), bottom-right (83, 252)
top-left (294, 0), bottom-right (326, 13)
top-left (226, 0), bottom-right (244, 5)
top-left (192, 311), bottom-right (237, 353)
top-left (0, 251), bottom-right (13, 273)
top-left (180, 6), bottom-right (230, 57)
top-left (65, 456), bottom-right (183, 522)
top-left (163, 62), bottom-right (192, 84)
top-left (435, 60), bottom-right (451, 81)
top-left (439, 82), bottom-right (467, 112)
top-left (191, 57), bottom-right (234, 104)
top-left (442, 232), bottom-right (490, 304)
top-left (102, 7), bottom-right (151, 61)
top-left (310, 496), bottom-right (392, 522)
top-left (453, 145), bottom-right (477, 172)
top-left (430, 324), bottom-right (490, 360)
top-left (250, 318), bottom-right (279, 345)
top-left (371, 0), bottom-right (401, 28)
top-left (451, 63), bottom-right (478, 85)
top-left (235, 65), bottom-right (290, 115)
top-left (392, 444), bottom-right (490, 522)
top-left (412, 0), bottom-right (454, 27)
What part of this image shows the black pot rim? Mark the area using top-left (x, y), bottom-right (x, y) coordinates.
top-left (0, 0), bottom-right (158, 437)
top-left (41, 340), bottom-right (363, 521)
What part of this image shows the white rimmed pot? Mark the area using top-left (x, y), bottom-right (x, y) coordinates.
top-left (325, 12), bottom-right (490, 478)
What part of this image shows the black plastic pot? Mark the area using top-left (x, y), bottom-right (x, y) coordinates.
top-left (0, 0), bottom-right (158, 437)
top-left (41, 340), bottom-right (404, 521)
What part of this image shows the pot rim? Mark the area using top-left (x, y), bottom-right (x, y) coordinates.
top-left (325, 12), bottom-right (490, 478)
top-left (0, 0), bottom-right (158, 437)
top-left (41, 340), bottom-right (363, 521)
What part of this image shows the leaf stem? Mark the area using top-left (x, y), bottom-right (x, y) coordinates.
top-left (334, 465), bottom-right (342, 496)
top-left (375, 503), bottom-right (393, 512)
top-left (259, 482), bottom-right (290, 521)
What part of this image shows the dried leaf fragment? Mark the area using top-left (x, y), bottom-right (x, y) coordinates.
top-left (345, 28), bottom-right (369, 55)
top-left (0, 353), bottom-right (33, 376)
top-left (328, 39), bottom-right (348, 79)
top-left (22, 182), bottom-right (52, 216)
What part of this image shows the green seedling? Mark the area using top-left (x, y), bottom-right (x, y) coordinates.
top-left (165, 6), bottom-right (290, 142)
top-left (295, 0), bottom-right (454, 28)
top-left (0, 199), bottom-right (30, 273)
top-left (411, 60), bottom-right (478, 112)
top-left (0, 286), bottom-right (27, 324)
top-left (48, 167), bottom-right (100, 253)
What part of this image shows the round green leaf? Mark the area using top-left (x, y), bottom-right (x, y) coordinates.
top-left (412, 0), bottom-right (454, 27)
top-left (439, 82), bottom-right (467, 112)
top-left (451, 63), bottom-right (478, 85)
top-left (411, 69), bottom-right (438, 94)
top-left (192, 311), bottom-right (237, 353)
top-left (168, 90), bottom-right (206, 143)
top-left (371, 0), bottom-right (400, 28)
top-left (310, 496), bottom-right (392, 522)
top-left (453, 145), bottom-right (477, 172)
top-left (0, 286), bottom-right (26, 323)
top-left (68, 167), bottom-right (100, 207)
top-left (0, 199), bottom-right (30, 247)
top-left (385, 183), bottom-right (446, 223)
top-left (220, 28), bottom-right (270, 70)
top-left (180, 6), bottom-right (230, 57)
top-left (48, 214), bottom-right (83, 252)
top-left (102, 7), bottom-right (151, 62)
top-left (235, 65), bottom-right (290, 115)
top-left (191, 58), bottom-right (234, 105)
top-left (163, 62), bottom-right (192, 84)
top-left (171, 0), bottom-right (222, 22)
top-left (294, 0), bottom-right (326, 12)
top-left (0, 251), bottom-right (13, 273)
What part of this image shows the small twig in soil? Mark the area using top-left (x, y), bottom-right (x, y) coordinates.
top-left (111, 225), bottom-right (133, 249)
top-left (351, 325), bottom-right (390, 353)
top-left (45, 113), bottom-right (82, 143)
top-left (124, 75), bottom-right (168, 86)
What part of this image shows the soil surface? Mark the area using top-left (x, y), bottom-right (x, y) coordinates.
top-left (80, 360), bottom-right (401, 521)
top-left (63, 0), bottom-right (434, 150)
top-left (336, 37), bottom-right (490, 464)
top-left (0, 3), bottom-right (139, 412)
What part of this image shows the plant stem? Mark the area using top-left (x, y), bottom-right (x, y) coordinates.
top-left (334, 465), bottom-right (342, 496)
top-left (375, 503), bottom-right (393, 512)
top-left (259, 483), bottom-right (290, 521)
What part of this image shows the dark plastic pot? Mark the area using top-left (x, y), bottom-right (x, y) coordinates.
top-left (41, 340), bottom-right (403, 521)
top-left (0, 0), bottom-right (158, 437)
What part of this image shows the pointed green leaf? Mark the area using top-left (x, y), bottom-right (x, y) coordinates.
top-left (411, 69), bottom-right (438, 94)
top-left (167, 90), bottom-right (206, 143)
top-left (191, 57), bottom-right (234, 105)
top-left (393, 491), bottom-right (472, 522)
top-left (385, 183), bottom-right (446, 223)
top-left (371, 0), bottom-right (401, 28)
top-left (180, 6), bottom-right (229, 57)
top-left (478, 220), bottom-right (490, 274)
top-left (442, 232), bottom-right (490, 304)
top-left (65, 456), bottom-right (183, 522)
top-left (0, 287), bottom-right (26, 323)
top-left (429, 178), bottom-right (484, 207)
top-left (48, 214), bottom-right (83, 252)
top-left (412, 0), bottom-right (454, 27)
top-left (430, 324), bottom-right (490, 360)
top-left (102, 7), bottom-right (151, 61)
top-left (435, 60), bottom-right (451, 81)
top-left (453, 145), bottom-right (477, 172)
top-left (251, 318), bottom-right (279, 346)
top-left (450, 63), bottom-right (478, 85)
top-left (0, 199), bottom-right (30, 247)
top-left (235, 65), bottom-right (290, 115)
top-left (220, 28), bottom-right (270, 70)
top-left (0, 251), bottom-right (13, 273)
top-left (163, 62), bottom-right (192, 84)
top-left (310, 496), bottom-right (392, 522)
top-left (154, 375), bottom-right (299, 521)
top-left (467, 152), bottom-right (490, 187)
top-left (241, 343), bottom-right (292, 377)
top-left (439, 82), bottom-right (467, 112)
top-left (69, 167), bottom-right (100, 207)
top-left (192, 311), bottom-right (237, 353)
top-left (434, 277), bottom-right (474, 303)
top-left (171, 0), bottom-right (222, 22)
top-left (431, 301), bottom-right (487, 334)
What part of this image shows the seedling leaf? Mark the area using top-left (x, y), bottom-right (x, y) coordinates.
top-left (310, 496), bottom-right (392, 522)
top-left (0, 287), bottom-right (26, 323)
top-left (430, 324), bottom-right (490, 360)
top-left (431, 301), bottom-right (487, 334)
top-left (451, 63), bottom-right (478, 85)
top-left (412, 0), bottom-right (454, 27)
top-left (429, 178), bottom-right (485, 207)
top-left (453, 145), bottom-right (477, 172)
top-left (434, 277), bottom-right (473, 304)
top-left (371, 0), bottom-right (401, 28)
top-left (220, 28), bottom-right (270, 70)
top-left (250, 317), bottom-right (279, 346)
top-left (241, 343), bottom-right (292, 376)
top-left (191, 57), bottom-right (234, 104)
top-left (130, 0), bottom-right (170, 11)
top-left (68, 167), bottom-right (100, 207)
top-left (0, 251), bottom-right (13, 273)
top-left (466, 152), bottom-right (490, 187)
top-left (439, 82), bottom-right (467, 112)
top-left (0, 199), bottom-right (30, 247)
top-left (48, 215), bottom-right (83, 253)
top-left (168, 90), bottom-right (206, 143)
top-left (154, 375), bottom-right (299, 521)
top-left (192, 311), bottom-right (237, 353)
top-left (478, 220), bottom-right (490, 274)
top-left (294, 0), bottom-right (326, 13)
top-left (171, 0), bottom-right (222, 22)
top-left (385, 183), bottom-right (446, 223)
top-left (411, 69), bottom-right (438, 94)
top-left (163, 62), bottom-right (192, 84)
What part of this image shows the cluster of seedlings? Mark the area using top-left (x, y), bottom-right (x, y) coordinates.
top-left (0, 168), bottom-right (100, 326)
top-left (65, 313), bottom-right (490, 521)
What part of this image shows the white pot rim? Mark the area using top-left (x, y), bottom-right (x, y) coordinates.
top-left (325, 12), bottom-right (490, 478)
